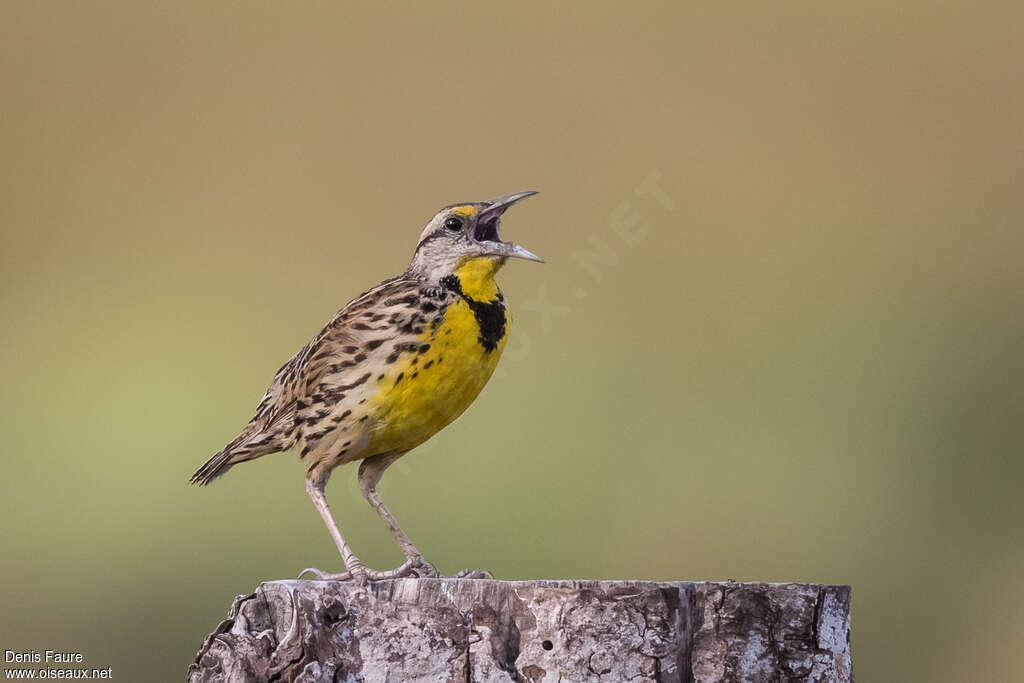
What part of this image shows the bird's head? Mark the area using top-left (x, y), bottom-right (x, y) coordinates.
top-left (407, 191), bottom-right (542, 281)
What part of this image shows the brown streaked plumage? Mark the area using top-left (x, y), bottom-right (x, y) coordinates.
top-left (190, 192), bottom-right (542, 583)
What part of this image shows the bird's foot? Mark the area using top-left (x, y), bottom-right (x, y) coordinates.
top-left (407, 556), bottom-right (441, 578)
top-left (299, 559), bottom-right (488, 581)
top-left (451, 568), bottom-right (494, 579)
top-left (299, 558), bottom-right (428, 583)
top-left (299, 567), bottom-right (351, 580)
top-left (299, 565), bottom-right (365, 585)
top-left (299, 556), bottom-right (370, 584)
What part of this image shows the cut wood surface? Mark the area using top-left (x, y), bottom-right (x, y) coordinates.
top-left (189, 579), bottom-right (852, 682)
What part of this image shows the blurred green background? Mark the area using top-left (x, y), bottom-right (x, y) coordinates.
top-left (2, 2), bottom-right (1022, 680)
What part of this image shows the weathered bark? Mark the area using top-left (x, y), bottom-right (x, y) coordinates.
top-left (189, 579), bottom-right (851, 682)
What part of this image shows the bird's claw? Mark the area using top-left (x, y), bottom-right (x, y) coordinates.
top-left (299, 558), bottom-right (418, 583)
top-left (452, 568), bottom-right (494, 579)
top-left (299, 560), bottom-right (490, 581)
top-left (299, 563), bottom-right (369, 584)
top-left (299, 567), bottom-right (352, 581)
top-left (409, 557), bottom-right (441, 578)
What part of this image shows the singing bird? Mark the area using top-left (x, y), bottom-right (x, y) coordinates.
top-left (190, 191), bottom-right (541, 582)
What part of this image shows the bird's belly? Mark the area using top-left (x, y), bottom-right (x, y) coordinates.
top-left (364, 299), bottom-right (509, 454)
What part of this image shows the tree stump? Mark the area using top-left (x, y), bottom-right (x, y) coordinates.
top-left (189, 579), bottom-right (852, 682)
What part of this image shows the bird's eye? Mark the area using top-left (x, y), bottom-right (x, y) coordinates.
top-left (444, 216), bottom-right (463, 231)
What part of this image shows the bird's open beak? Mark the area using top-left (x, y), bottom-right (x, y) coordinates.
top-left (473, 191), bottom-right (543, 263)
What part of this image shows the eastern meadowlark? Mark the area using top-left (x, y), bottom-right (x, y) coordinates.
top-left (190, 191), bottom-right (541, 582)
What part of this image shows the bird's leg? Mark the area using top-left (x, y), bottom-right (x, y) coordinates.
top-left (301, 477), bottom-right (369, 584)
top-left (358, 452), bottom-right (439, 578)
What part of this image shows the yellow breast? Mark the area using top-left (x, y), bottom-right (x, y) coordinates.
top-left (365, 257), bottom-right (510, 454)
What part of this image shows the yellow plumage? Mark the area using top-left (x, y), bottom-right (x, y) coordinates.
top-left (367, 256), bottom-right (509, 454)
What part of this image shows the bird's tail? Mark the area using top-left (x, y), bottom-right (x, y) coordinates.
top-left (189, 426), bottom-right (277, 486)
top-left (189, 448), bottom-right (235, 486)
